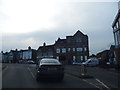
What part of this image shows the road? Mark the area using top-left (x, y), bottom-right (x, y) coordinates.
top-left (2, 63), bottom-right (97, 89)
top-left (65, 65), bottom-right (119, 89)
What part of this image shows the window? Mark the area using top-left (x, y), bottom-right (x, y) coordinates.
top-left (115, 32), bottom-right (118, 46)
top-left (73, 56), bottom-right (76, 62)
top-left (56, 56), bottom-right (59, 60)
top-left (116, 22), bottom-right (119, 29)
top-left (73, 48), bottom-right (75, 52)
top-left (85, 56), bottom-right (87, 61)
top-left (77, 48), bottom-right (83, 52)
top-left (116, 31), bottom-right (120, 46)
top-left (56, 48), bottom-right (60, 53)
top-left (68, 48), bottom-right (71, 52)
top-left (62, 48), bottom-right (66, 53)
top-left (117, 30), bottom-right (120, 46)
top-left (118, 30), bottom-right (120, 45)
top-left (81, 56), bottom-right (83, 60)
top-left (114, 26), bottom-right (116, 30)
top-left (119, 18), bottom-right (120, 27)
top-left (118, 18), bottom-right (120, 27)
top-left (84, 47), bottom-right (87, 52)
top-left (76, 38), bottom-right (82, 42)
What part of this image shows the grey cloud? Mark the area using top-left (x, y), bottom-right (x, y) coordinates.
top-left (1, 2), bottom-right (117, 55)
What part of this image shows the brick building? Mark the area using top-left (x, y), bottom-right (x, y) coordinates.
top-left (96, 50), bottom-right (110, 62)
top-left (54, 30), bottom-right (89, 64)
top-left (37, 30), bottom-right (89, 65)
top-left (37, 43), bottom-right (54, 59)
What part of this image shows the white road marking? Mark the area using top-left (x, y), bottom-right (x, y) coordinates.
top-left (27, 67), bottom-right (35, 79)
top-left (95, 78), bottom-right (111, 90)
top-left (82, 79), bottom-right (102, 90)
top-left (2, 66), bottom-right (8, 72)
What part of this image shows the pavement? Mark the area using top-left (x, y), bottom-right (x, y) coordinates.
top-left (64, 65), bottom-right (119, 78)
top-left (64, 65), bottom-right (119, 89)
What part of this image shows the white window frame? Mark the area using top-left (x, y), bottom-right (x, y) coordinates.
top-left (81, 56), bottom-right (83, 60)
top-left (73, 48), bottom-right (75, 52)
top-left (77, 48), bottom-right (83, 52)
top-left (68, 48), bottom-right (71, 52)
top-left (85, 56), bottom-right (87, 61)
top-left (73, 56), bottom-right (76, 62)
top-left (56, 56), bottom-right (59, 60)
top-left (84, 47), bottom-right (87, 52)
top-left (56, 48), bottom-right (60, 53)
top-left (62, 48), bottom-right (66, 53)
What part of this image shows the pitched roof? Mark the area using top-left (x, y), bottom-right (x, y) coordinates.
top-left (37, 44), bottom-right (54, 51)
top-left (55, 38), bottom-right (66, 44)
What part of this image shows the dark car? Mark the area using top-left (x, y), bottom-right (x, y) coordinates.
top-left (36, 58), bottom-right (64, 81)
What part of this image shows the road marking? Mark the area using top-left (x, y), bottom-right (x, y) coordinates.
top-left (2, 66), bottom-right (8, 72)
top-left (95, 78), bottom-right (111, 90)
top-left (82, 79), bottom-right (102, 90)
top-left (27, 67), bottom-right (35, 79)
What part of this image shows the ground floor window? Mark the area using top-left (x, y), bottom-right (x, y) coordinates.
top-left (80, 56), bottom-right (83, 61)
top-left (73, 56), bottom-right (76, 62)
top-left (85, 56), bottom-right (87, 61)
top-left (56, 56), bottom-right (59, 60)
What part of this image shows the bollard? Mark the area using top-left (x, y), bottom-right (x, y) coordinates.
top-left (80, 63), bottom-right (93, 78)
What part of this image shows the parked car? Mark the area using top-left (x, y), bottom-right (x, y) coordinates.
top-left (18, 60), bottom-right (27, 64)
top-left (73, 62), bottom-right (82, 65)
top-left (36, 58), bottom-right (64, 81)
top-left (82, 58), bottom-right (99, 67)
top-left (27, 60), bottom-right (35, 64)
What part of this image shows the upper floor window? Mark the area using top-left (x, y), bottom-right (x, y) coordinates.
top-left (56, 48), bottom-right (60, 53)
top-left (62, 48), bottom-right (66, 53)
top-left (77, 48), bottom-right (83, 52)
top-left (68, 48), bottom-right (71, 52)
top-left (118, 17), bottom-right (120, 27)
top-left (73, 48), bottom-right (75, 52)
top-left (113, 26), bottom-right (117, 30)
top-left (73, 56), bottom-right (76, 62)
top-left (84, 47), bottom-right (87, 52)
top-left (76, 38), bottom-right (82, 43)
top-left (116, 22), bottom-right (119, 29)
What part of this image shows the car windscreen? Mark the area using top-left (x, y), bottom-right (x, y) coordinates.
top-left (41, 60), bottom-right (60, 64)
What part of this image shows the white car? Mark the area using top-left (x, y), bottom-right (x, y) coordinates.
top-left (82, 58), bottom-right (99, 67)
top-left (73, 62), bottom-right (82, 65)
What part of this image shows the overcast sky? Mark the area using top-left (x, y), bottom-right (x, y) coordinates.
top-left (0, 0), bottom-right (119, 55)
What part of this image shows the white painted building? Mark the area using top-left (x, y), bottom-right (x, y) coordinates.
top-left (22, 50), bottom-right (32, 60)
